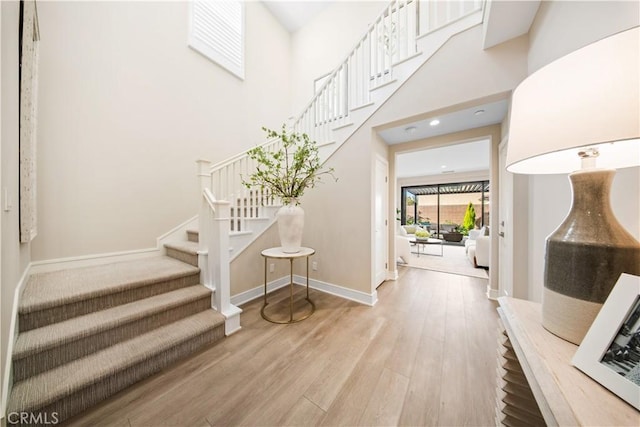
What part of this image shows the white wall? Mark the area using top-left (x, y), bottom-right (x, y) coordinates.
top-left (520, 0), bottom-right (640, 302)
top-left (528, 0), bottom-right (640, 74)
top-left (33, 1), bottom-right (292, 261)
top-left (1, 0), bottom-right (32, 416)
top-left (290, 1), bottom-right (386, 113)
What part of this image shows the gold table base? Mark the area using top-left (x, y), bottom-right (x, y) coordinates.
top-left (261, 248), bottom-right (316, 324)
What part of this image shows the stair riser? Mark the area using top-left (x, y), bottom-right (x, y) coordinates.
top-left (186, 230), bottom-right (199, 243)
top-left (165, 247), bottom-right (198, 267)
top-left (19, 274), bottom-right (200, 332)
top-left (13, 295), bottom-right (212, 382)
top-left (9, 325), bottom-right (224, 426)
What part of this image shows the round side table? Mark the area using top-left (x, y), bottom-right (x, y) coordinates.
top-left (261, 247), bottom-right (316, 324)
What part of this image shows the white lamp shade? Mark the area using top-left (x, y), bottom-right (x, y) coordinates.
top-left (507, 27), bottom-right (640, 174)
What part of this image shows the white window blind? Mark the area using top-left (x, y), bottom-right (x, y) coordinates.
top-left (189, 0), bottom-right (245, 80)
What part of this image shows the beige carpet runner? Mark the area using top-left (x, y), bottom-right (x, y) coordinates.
top-left (7, 239), bottom-right (225, 425)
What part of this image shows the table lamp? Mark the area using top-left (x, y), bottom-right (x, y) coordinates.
top-left (506, 26), bottom-right (640, 345)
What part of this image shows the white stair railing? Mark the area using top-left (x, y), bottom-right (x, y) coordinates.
top-left (295, 0), bottom-right (419, 143)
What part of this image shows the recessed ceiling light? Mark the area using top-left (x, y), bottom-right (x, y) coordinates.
top-left (405, 126), bottom-right (417, 134)
top-left (441, 165), bottom-right (447, 169)
top-left (429, 119), bottom-right (440, 126)
top-left (474, 109), bottom-right (485, 116)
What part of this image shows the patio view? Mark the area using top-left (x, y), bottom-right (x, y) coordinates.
top-left (401, 181), bottom-right (490, 241)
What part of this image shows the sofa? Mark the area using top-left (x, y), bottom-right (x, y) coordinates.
top-left (396, 224), bottom-right (430, 264)
top-left (465, 227), bottom-right (490, 268)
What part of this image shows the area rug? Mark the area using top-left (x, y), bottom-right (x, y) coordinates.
top-left (402, 244), bottom-right (489, 279)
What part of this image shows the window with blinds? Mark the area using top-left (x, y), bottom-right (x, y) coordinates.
top-left (188, 0), bottom-right (245, 80)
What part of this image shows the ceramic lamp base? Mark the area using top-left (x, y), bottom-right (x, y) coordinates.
top-left (542, 287), bottom-right (603, 345)
top-left (542, 169), bottom-right (640, 345)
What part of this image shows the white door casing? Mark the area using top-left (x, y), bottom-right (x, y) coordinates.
top-left (374, 155), bottom-right (389, 288)
top-left (498, 138), bottom-right (514, 297)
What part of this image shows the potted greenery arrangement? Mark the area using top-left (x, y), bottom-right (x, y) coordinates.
top-left (243, 125), bottom-right (336, 253)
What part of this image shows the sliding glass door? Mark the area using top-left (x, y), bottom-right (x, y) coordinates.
top-left (400, 181), bottom-right (490, 237)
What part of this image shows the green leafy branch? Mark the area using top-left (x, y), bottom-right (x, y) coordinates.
top-left (242, 125), bottom-right (337, 205)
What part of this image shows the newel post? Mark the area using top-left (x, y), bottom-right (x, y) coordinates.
top-left (209, 198), bottom-right (242, 335)
top-left (196, 159), bottom-right (212, 289)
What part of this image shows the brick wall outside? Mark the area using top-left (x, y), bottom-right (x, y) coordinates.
top-left (405, 203), bottom-right (489, 228)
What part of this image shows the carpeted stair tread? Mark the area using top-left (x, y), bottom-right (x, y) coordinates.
top-left (8, 310), bottom-right (225, 414)
top-left (13, 285), bottom-right (212, 359)
top-left (20, 256), bottom-right (199, 313)
top-left (164, 241), bottom-right (199, 255)
top-left (164, 241), bottom-right (200, 266)
top-left (186, 229), bottom-right (199, 242)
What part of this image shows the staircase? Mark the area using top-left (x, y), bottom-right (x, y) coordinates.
top-left (194, 0), bottom-right (485, 328)
top-left (7, 245), bottom-right (225, 425)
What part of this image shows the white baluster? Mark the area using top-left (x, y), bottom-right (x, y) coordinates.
top-left (387, 3), bottom-right (393, 75)
top-left (408, 0), bottom-right (416, 54)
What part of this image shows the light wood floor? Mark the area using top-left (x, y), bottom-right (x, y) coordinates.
top-left (63, 267), bottom-right (499, 427)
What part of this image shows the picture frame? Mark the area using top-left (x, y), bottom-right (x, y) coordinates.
top-left (572, 273), bottom-right (640, 410)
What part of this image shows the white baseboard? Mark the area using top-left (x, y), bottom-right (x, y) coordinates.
top-left (223, 305), bottom-right (243, 336)
top-left (29, 247), bottom-right (162, 274)
top-left (230, 275), bottom-right (378, 308)
top-left (486, 284), bottom-right (499, 301)
top-left (386, 270), bottom-right (399, 281)
top-left (1, 265), bottom-right (32, 419)
top-left (30, 216), bottom-right (202, 275)
top-left (295, 275), bottom-right (378, 306)
top-left (230, 276), bottom-right (290, 307)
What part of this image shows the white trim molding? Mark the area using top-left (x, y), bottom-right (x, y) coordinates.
top-left (29, 247), bottom-right (162, 274)
top-left (296, 275), bottom-right (378, 306)
top-left (30, 215), bottom-right (201, 274)
top-left (222, 304), bottom-right (243, 336)
top-left (230, 276), bottom-right (290, 307)
top-left (1, 265), bottom-right (32, 418)
top-left (157, 215), bottom-right (199, 249)
top-left (230, 275), bottom-right (378, 308)
top-left (487, 283), bottom-right (499, 300)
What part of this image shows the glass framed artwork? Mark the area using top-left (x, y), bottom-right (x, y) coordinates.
top-left (572, 273), bottom-right (640, 410)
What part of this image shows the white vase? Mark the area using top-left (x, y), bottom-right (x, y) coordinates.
top-left (277, 203), bottom-right (304, 253)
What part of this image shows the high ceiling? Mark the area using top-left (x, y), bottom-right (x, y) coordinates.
top-left (262, 1), bottom-right (333, 33)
